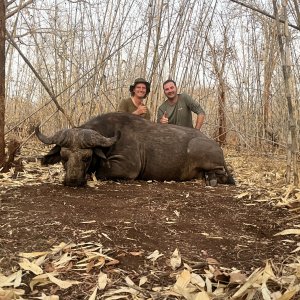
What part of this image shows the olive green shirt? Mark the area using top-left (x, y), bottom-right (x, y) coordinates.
top-left (118, 97), bottom-right (151, 120)
top-left (157, 93), bottom-right (205, 128)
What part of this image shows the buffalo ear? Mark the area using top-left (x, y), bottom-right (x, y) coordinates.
top-left (41, 145), bottom-right (62, 165)
top-left (94, 148), bottom-right (107, 159)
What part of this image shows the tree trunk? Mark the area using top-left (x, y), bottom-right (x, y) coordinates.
top-left (262, 23), bottom-right (278, 139)
top-left (0, 0), bottom-right (5, 166)
top-left (218, 80), bottom-right (227, 145)
top-left (273, 0), bottom-right (299, 185)
top-left (292, 0), bottom-right (300, 27)
top-left (207, 32), bottom-right (228, 146)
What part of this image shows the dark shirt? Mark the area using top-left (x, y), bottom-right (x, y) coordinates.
top-left (118, 97), bottom-right (151, 120)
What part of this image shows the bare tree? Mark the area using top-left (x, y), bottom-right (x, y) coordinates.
top-left (0, 0), bottom-right (5, 167)
top-left (261, 20), bottom-right (279, 141)
top-left (273, 0), bottom-right (298, 185)
top-left (293, 0), bottom-right (300, 26)
top-left (206, 20), bottom-right (233, 146)
top-left (2, 0), bottom-right (300, 158)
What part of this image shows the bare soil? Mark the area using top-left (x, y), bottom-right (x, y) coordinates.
top-left (1, 178), bottom-right (298, 297)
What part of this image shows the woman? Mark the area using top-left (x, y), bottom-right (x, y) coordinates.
top-left (118, 78), bottom-right (151, 120)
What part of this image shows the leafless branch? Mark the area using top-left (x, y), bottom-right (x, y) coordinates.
top-left (6, 29), bottom-right (75, 127)
top-left (229, 0), bottom-right (300, 31)
top-left (6, 0), bottom-right (34, 19)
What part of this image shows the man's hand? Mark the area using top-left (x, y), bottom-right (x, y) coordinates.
top-left (160, 111), bottom-right (169, 124)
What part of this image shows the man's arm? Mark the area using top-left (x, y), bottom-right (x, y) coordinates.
top-left (195, 113), bottom-right (205, 130)
top-left (183, 93), bottom-right (205, 130)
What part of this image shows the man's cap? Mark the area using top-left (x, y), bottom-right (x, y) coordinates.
top-left (129, 78), bottom-right (151, 95)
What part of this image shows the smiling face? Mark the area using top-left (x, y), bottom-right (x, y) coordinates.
top-left (163, 81), bottom-right (178, 100)
top-left (133, 83), bottom-right (147, 99)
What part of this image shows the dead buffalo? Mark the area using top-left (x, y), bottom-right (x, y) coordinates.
top-left (36, 112), bottom-right (235, 187)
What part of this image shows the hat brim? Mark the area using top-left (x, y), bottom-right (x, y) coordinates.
top-left (129, 82), bottom-right (151, 94)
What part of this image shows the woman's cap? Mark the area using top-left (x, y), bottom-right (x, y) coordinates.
top-left (129, 78), bottom-right (151, 94)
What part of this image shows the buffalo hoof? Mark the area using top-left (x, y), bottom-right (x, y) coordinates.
top-left (209, 179), bottom-right (218, 187)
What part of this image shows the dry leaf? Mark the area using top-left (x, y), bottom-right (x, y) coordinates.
top-left (47, 273), bottom-right (80, 289)
top-left (19, 252), bottom-right (49, 258)
top-left (146, 250), bottom-right (164, 261)
top-left (18, 258), bottom-right (43, 275)
top-left (53, 253), bottom-right (73, 268)
top-left (13, 271), bottom-right (22, 288)
top-left (139, 276), bottom-right (147, 287)
top-left (206, 258), bottom-right (220, 265)
top-left (88, 287), bottom-right (98, 300)
top-left (174, 210), bottom-right (180, 217)
top-left (235, 192), bottom-right (250, 199)
top-left (34, 254), bottom-right (47, 267)
top-left (275, 229), bottom-right (300, 236)
top-left (102, 233), bottom-right (112, 241)
top-left (98, 272), bottom-right (107, 290)
top-left (0, 273), bottom-right (16, 288)
top-left (129, 251), bottom-right (143, 256)
top-left (206, 276), bottom-right (212, 293)
top-left (194, 291), bottom-right (211, 300)
top-left (125, 276), bottom-right (135, 287)
top-left (105, 259), bottom-right (119, 266)
top-left (30, 273), bottom-right (52, 291)
top-left (270, 291), bottom-right (282, 299)
top-left (0, 288), bottom-right (25, 299)
top-left (80, 220), bottom-right (96, 224)
top-left (94, 256), bottom-right (106, 268)
top-left (51, 242), bottom-right (70, 255)
top-left (190, 273), bottom-right (205, 288)
top-left (262, 260), bottom-right (275, 284)
top-left (229, 271), bottom-right (247, 284)
top-left (231, 268), bottom-right (264, 299)
top-left (261, 282), bottom-right (271, 300)
top-left (101, 286), bottom-right (138, 298)
top-left (170, 248), bottom-right (182, 270)
top-left (277, 289), bottom-right (298, 300)
top-left (174, 269), bottom-right (191, 289)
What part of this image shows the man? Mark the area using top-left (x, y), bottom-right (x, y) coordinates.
top-left (157, 79), bottom-right (205, 130)
top-left (118, 78), bottom-right (151, 120)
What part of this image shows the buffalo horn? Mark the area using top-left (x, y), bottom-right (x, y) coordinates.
top-left (79, 129), bottom-right (119, 148)
top-left (35, 126), bottom-right (70, 146)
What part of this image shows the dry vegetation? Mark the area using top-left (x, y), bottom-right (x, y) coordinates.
top-left (3, 1), bottom-right (299, 143)
top-left (1, 146), bottom-right (300, 299)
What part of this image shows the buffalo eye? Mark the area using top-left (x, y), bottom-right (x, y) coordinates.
top-left (60, 149), bottom-right (70, 163)
top-left (82, 156), bottom-right (91, 163)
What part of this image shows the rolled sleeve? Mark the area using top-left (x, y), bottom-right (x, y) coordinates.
top-left (184, 94), bottom-right (205, 115)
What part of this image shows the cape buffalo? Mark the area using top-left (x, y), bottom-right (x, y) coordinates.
top-left (36, 112), bottom-right (235, 187)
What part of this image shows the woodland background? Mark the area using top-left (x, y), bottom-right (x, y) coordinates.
top-left (0, 0), bottom-right (300, 182)
top-left (2, 1), bottom-right (300, 299)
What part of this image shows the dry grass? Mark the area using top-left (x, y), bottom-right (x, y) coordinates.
top-left (1, 146), bottom-right (300, 299)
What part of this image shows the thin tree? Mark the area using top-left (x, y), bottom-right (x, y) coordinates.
top-left (0, 0), bottom-right (5, 167)
top-left (207, 22), bottom-right (231, 146)
top-left (261, 21), bottom-right (278, 140)
top-left (272, 0), bottom-right (298, 185)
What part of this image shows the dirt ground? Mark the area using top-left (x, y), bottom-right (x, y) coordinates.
top-left (1, 167), bottom-right (299, 298)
